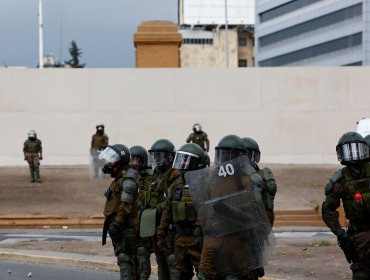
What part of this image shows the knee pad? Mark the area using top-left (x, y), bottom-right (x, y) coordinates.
top-left (117, 252), bottom-right (130, 266)
top-left (137, 246), bottom-right (150, 258)
top-left (166, 254), bottom-right (175, 269)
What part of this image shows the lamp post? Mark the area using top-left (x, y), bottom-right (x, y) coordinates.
top-left (38, 0), bottom-right (44, 69)
top-left (224, 0), bottom-right (229, 67)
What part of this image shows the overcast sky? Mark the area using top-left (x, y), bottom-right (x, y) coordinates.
top-left (0, 0), bottom-right (178, 68)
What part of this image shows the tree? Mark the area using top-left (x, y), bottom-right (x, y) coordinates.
top-left (65, 40), bottom-right (85, 68)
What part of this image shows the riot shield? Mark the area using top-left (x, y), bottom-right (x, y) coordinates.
top-left (184, 155), bottom-right (275, 272)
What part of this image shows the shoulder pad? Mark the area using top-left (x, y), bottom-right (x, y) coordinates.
top-left (324, 169), bottom-right (342, 194)
top-left (330, 169), bottom-right (343, 183)
top-left (125, 167), bottom-right (140, 180)
top-left (262, 167), bottom-right (274, 181)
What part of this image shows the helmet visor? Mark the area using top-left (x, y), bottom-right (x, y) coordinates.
top-left (130, 155), bottom-right (147, 168)
top-left (336, 141), bottom-right (369, 162)
top-left (148, 151), bottom-right (173, 169)
top-left (246, 149), bottom-right (261, 164)
top-left (214, 148), bottom-right (245, 165)
top-left (172, 151), bottom-right (200, 170)
top-left (98, 146), bottom-right (121, 163)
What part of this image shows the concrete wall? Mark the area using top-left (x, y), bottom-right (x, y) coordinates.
top-left (0, 67), bottom-right (369, 166)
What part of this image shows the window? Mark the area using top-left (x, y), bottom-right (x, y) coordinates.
top-left (259, 0), bottom-right (322, 23)
top-left (238, 59), bottom-right (247, 67)
top-left (238, 37), bottom-right (247, 47)
top-left (259, 32), bottom-right (362, 66)
top-left (259, 4), bottom-right (362, 47)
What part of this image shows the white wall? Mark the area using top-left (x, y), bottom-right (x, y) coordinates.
top-left (1, 67), bottom-right (369, 166)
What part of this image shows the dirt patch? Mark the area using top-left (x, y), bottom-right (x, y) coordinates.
top-left (0, 164), bottom-right (352, 280)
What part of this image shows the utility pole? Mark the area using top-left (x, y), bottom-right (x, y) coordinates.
top-left (224, 0), bottom-right (229, 67)
top-left (38, 0), bottom-right (44, 69)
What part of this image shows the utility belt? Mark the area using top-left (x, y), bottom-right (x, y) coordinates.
top-left (174, 225), bottom-right (195, 236)
top-left (347, 223), bottom-right (370, 235)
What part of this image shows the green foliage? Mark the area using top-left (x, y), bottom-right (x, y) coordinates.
top-left (65, 40), bottom-right (85, 68)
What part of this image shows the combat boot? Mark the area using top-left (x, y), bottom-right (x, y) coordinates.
top-left (29, 166), bottom-right (35, 183)
top-left (34, 166), bottom-right (42, 183)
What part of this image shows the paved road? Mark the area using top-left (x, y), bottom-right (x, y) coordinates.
top-left (0, 228), bottom-right (335, 245)
top-left (0, 259), bottom-right (119, 280)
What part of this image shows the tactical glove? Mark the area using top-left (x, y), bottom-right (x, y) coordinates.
top-left (109, 222), bottom-right (123, 243)
top-left (337, 230), bottom-right (356, 263)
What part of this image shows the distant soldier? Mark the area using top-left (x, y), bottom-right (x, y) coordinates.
top-left (186, 124), bottom-right (210, 152)
top-left (90, 124), bottom-right (109, 178)
top-left (23, 130), bottom-right (43, 183)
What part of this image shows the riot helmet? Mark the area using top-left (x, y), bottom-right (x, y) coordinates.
top-left (241, 137), bottom-right (261, 165)
top-left (172, 143), bottom-right (207, 171)
top-left (148, 139), bottom-right (175, 172)
top-left (336, 132), bottom-right (369, 165)
top-left (28, 130), bottom-right (37, 141)
top-left (214, 135), bottom-right (246, 164)
top-left (99, 144), bottom-right (130, 177)
top-left (193, 123), bottom-right (202, 133)
top-left (364, 134), bottom-right (370, 148)
top-left (96, 124), bottom-right (104, 133)
top-left (129, 145), bottom-right (148, 171)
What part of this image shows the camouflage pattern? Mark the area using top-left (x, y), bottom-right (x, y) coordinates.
top-left (103, 168), bottom-right (141, 254)
top-left (157, 176), bottom-right (202, 280)
top-left (23, 138), bottom-right (42, 182)
top-left (136, 167), bottom-right (182, 280)
top-left (322, 163), bottom-right (370, 277)
top-left (256, 167), bottom-right (277, 227)
top-left (91, 133), bottom-right (109, 149)
top-left (186, 132), bottom-right (210, 152)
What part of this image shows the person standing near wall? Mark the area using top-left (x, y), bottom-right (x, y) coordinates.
top-left (322, 132), bottom-right (370, 279)
top-left (90, 124), bottom-right (109, 178)
top-left (186, 124), bottom-right (210, 152)
top-left (23, 130), bottom-right (43, 183)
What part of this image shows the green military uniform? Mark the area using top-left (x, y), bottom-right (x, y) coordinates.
top-left (186, 132), bottom-right (209, 152)
top-left (103, 167), bottom-right (141, 280)
top-left (256, 167), bottom-right (277, 227)
top-left (91, 129), bottom-right (109, 178)
top-left (157, 176), bottom-right (202, 280)
top-left (23, 135), bottom-right (42, 183)
top-left (322, 131), bottom-right (370, 279)
top-left (322, 165), bottom-right (370, 278)
top-left (137, 167), bottom-right (181, 280)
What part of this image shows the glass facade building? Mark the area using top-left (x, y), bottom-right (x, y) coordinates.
top-left (255, 0), bottom-right (370, 66)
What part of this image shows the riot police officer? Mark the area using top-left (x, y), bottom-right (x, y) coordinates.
top-left (186, 123), bottom-right (210, 152)
top-left (241, 137), bottom-right (277, 227)
top-left (196, 134), bottom-right (272, 280)
top-left (322, 132), bottom-right (370, 279)
top-left (23, 130), bottom-right (43, 183)
top-left (100, 144), bottom-right (140, 280)
top-left (90, 124), bottom-right (109, 178)
top-left (130, 145), bottom-right (153, 280)
top-left (137, 139), bottom-right (182, 280)
top-left (157, 143), bottom-right (208, 280)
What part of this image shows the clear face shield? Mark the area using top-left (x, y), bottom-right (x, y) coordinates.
top-left (98, 146), bottom-right (121, 163)
top-left (148, 151), bottom-right (173, 170)
top-left (28, 131), bottom-right (36, 140)
top-left (214, 148), bottom-right (246, 165)
top-left (130, 155), bottom-right (147, 169)
top-left (246, 149), bottom-right (261, 165)
top-left (336, 141), bottom-right (370, 163)
top-left (193, 124), bottom-right (201, 132)
top-left (172, 151), bottom-right (200, 171)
